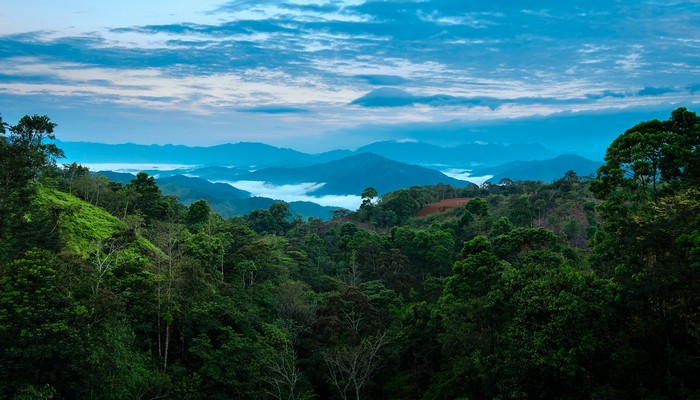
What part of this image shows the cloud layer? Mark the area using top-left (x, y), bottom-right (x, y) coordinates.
top-left (1, 1), bottom-right (699, 151)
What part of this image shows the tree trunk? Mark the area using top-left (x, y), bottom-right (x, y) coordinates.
top-left (163, 322), bottom-right (171, 371)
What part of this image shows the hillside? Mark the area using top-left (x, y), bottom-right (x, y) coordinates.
top-left (472, 154), bottom-right (602, 182)
top-left (34, 187), bottom-right (159, 256)
top-left (238, 152), bottom-right (469, 195)
top-left (356, 140), bottom-right (557, 167)
top-left (59, 139), bottom-right (562, 171)
top-left (95, 171), bottom-right (339, 218)
top-left (157, 175), bottom-right (251, 201)
top-left (58, 141), bottom-right (324, 168)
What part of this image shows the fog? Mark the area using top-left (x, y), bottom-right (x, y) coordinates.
top-left (442, 169), bottom-right (493, 186)
top-left (220, 180), bottom-right (363, 210)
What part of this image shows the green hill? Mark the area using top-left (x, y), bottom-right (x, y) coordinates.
top-left (239, 152), bottom-right (469, 196)
top-left (35, 187), bottom-right (157, 257)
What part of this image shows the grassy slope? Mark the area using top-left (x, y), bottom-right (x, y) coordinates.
top-left (35, 187), bottom-right (157, 257)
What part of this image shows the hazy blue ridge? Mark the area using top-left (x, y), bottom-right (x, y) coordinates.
top-left (356, 140), bottom-right (558, 167)
top-left (57, 139), bottom-right (563, 170)
top-left (57, 140), bottom-right (332, 168)
top-left (157, 175), bottom-right (250, 200)
top-left (95, 170), bottom-right (137, 185)
top-left (95, 171), bottom-right (336, 219)
top-left (237, 152), bottom-right (469, 196)
top-left (472, 154), bottom-right (603, 183)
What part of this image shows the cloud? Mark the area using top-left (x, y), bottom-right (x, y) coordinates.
top-left (237, 105), bottom-right (310, 114)
top-left (349, 88), bottom-right (588, 109)
top-left (585, 90), bottom-right (627, 100)
top-left (350, 88), bottom-right (416, 107)
top-left (442, 169), bottom-right (493, 186)
top-left (211, 1), bottom-right (372, 23)
top-left (637, 86), bottom-right (676, 96)
top-left (219, 180), bottom-right (362, 209)
top-left (0, 56), bottom-right (360, 113)
top-left (355, 74), bottom-right (407, 86)
top-left (2, 0), bottom-right (700, 152)
top-left (323, 107), bottom-right (675, 156)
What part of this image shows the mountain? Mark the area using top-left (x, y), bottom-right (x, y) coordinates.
top-left (472, 154), bottom-right (602, 183)
top-left (95, 170), bottom-right (137, 185)
top-left (156, 175), bottom-right (337, 219)
top-left (94, 171), bottom-right (337, 219)
top-left (238, 152), bottom-right (470, 195)
top-left (58, 139), bottom-right (562, 171)
top-left (57, 141), bottom-right (337, 168)
top-left (185, 166), bottom-right (249, 181)
top-left (157, 175), bottom-right (251, 201)
top-left (355, 141), bottom-right (451, 165)
top-left (355, 140), bottom-right (558, 167)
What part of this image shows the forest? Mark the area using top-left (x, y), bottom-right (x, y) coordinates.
top-left (1, 108), bottom-right (699, 399)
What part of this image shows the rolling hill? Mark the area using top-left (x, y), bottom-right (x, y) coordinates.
top-left (236, 152), bottom-right (470, 196)
top-left (355, 140), bottom-right (557, 167)
top-left (58, 140), bottom-right (343, 168)
top-left (95, 171), bottom-right (338, 219)
top-left (472, 154), bottom-right (602, 183)
top-left (58, 139), bottom-right (560, 170)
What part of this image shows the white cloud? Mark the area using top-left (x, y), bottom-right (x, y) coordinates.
top-left (417, 10), bottom-right (502, 28)
top-left (219, 180), bottom-right (362, 209)
top-left (216, 3), bottom-right (372, 23)
top-left (442, 169), bottom-right (493, 186)
top-left (79, 163), bottom-right (195, 173)
top-left (0, 1), bottom-right (225, 36)
top-left (615, 45), bottom-right (646, 73)
top-left (0, 57), bottom-right (363, 113)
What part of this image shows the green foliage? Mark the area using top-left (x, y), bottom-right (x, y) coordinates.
top-left (35, 187), bottom-right (126, 255)
top-left (186, 199), bottom-right (211, 231)
top-left (3, 110), bottom-right (700, 399)
top-left (465, 197), bottom-right (488, 216)
top-left (591, 107), bottom-right (700, 202)
top-left (0, 250), bottom-right (89, 397)
top-left (123, 172), bottom-right (170, 222)
top-left (0, 115), bottom-right (64, 261)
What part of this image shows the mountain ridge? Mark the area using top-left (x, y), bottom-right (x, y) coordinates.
top-left (237, 152), bottom-right (470, 196)
top-left (57, 139), bottom-right (560, 169)
top-left (472, 154), bottom-right (602, 183)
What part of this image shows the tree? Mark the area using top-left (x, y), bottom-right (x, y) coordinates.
top-left (246, 209), bottom-right (278, 234)
top-left (0, 250), bottom-right (88, 397)
top-left (148, 221), bottom-right (187, 371)
top-left (186, 199), bottom-right (211, 232)
top-left (266, 342), bottom-right (304, 400)
top-left (588, 108), bottom-right (700, 397)
top-left (380, 190), bottom-right (419, 224)
top-left (0, 115), bottom-right (64, 260)
top-left (490, 216), bottom-right (514, 237)
top-left (122, 172), bottom-right (167, 222)
top-left (361, 187), bottom-right (378, 202)
top-left (591, 107), bottom-right (700, 202)
top-left (60, 162), bottom-right (90, 196)
top-left (358, 187), bottom-right (378, 222)
top-left (324, 331), bottom-right (389, 400)
top-left (269, 202), bottom-right (292, 234)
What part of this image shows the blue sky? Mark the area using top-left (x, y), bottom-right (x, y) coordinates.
top-left (1, 0), bottom-right (698, 154)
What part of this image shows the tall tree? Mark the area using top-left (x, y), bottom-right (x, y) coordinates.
top-left (0, 115), bottom-right (64, 260)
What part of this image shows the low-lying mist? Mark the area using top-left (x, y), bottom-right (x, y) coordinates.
top-left (219, 180), bottom-right (363, 210)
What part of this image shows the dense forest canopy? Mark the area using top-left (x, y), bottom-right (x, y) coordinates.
top-left (1, 108), bottom-right (699, 399)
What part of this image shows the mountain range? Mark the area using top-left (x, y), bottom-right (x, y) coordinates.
top-left (58, 139), bottom-right (558, 169)
top-left (234, 152), bottom-right (468, 196)
top-left (97, 171), bottom-right (339, 219)
top-left (473, 155), bottom-right (602, 183)
top-left (69, 139), bottom-right (602, 219)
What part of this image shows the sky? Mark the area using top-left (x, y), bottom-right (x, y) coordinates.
top-left (1, 0), bottom-right (699, 154)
